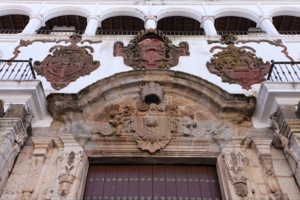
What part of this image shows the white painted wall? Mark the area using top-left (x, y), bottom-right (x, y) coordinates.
top-left (0, 0), bottom-right (300, 128)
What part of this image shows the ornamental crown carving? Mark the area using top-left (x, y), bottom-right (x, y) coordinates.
top-left (114, 29), bottom-right (190, 69)
top-left (206, 34), bottom-right (271, 90)
top-left (34, 34), bottom-right (100, 90)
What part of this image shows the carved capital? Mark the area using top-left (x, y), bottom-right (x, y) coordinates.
top-left (201, 16), bottom-right (215, 23)
top-left (259, 15), bottom-right (273, 23)
top-left (144, 15), bottom-right (158, 22)
top-left (32, 137), bottom-right (53, 158)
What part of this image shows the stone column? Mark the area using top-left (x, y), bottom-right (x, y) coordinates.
top-left (52, 134), bottom-right (88, 200)
top-left (22, 14), bottom-right (44, 34)
top-left (258, 16), bottom-right (279, 35)
top-left (84, 16), bottom-right (101, 36)
top-left (144, 15), bottom-right (157, 29)
top-left (201, 16), bottom-right (218, 36)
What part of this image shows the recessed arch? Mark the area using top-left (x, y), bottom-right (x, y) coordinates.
top-left (157, 8), bottom-right (202, 22)
top-left (100, 7), bottom-right (146, 23)
top-left (97, 16), bottom-right (144, 32)
top-left (0, 5), bottom-right (32, 17)
top-left (157, 16), bottom-right (203, 33)
top-left (213, 8), bottom-right (259, 24)
top-left (270, 7), bottom-right (300, 18)
top-left (43, 6), bottom-right (89, 22)
top-left (38, 15), bottom-right (87, 31)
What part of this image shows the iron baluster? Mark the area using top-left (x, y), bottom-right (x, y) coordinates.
top-left (13, 61), bottom-right (24, 80)
top-left (273, 64), bottom-right (281, 81)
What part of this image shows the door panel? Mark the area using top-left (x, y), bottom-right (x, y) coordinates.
top-left (84, 165), bottom-right (222, 200)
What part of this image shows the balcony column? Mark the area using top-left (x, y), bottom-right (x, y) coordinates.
top-left (258, 16), bottom-right (279, 35)
top-left (144, 15), bottom-right (157, 29)
top-left (21, 14), bottom-right (44, 34)
top-left (84, 16), bottom-right (101, 36)
top-left (201, 16), bottom-right (217, 36)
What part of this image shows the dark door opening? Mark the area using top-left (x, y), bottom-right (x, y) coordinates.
top-left (84, 165), bottom-right (222, 200)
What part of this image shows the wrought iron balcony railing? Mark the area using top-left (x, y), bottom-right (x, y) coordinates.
top-left (267, 61), bottom-right (300, 82)
top-left (0, 59), bottom-right (36, 80)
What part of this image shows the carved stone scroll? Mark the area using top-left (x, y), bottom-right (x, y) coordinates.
top-left (206, 34), bottom-right (271, 90)
top-left (114, 29), bottom-right (189, 69)
top-left (34, 34), bottom-right (100, 90)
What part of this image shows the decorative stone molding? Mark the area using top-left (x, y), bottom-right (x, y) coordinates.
top-left (114, 29), bottom-right (189, 69)
top-left (206, 34), bottom-right (271, 90)
top-left (223, 151), bottom-right (248, 197)
top-left (33, 34), bottom-right (100, 90)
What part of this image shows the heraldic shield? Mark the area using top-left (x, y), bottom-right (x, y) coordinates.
top-left (34, 34), bottom-right (100, 90)
top-left (135, 115), bottom-right (172, 153)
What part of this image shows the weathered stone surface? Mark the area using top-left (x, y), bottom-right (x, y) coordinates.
top-left (4, 104), bottom-right (27, 119)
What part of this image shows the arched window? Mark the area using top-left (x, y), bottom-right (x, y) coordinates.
top-left (37, 15), bottom-right (87, 35)
top-left (215, 16), bottom-right (259, 35)
top-left (157, 16), bottom-right (204, 35)
top-left (97, 16), bottom-right (144, 35)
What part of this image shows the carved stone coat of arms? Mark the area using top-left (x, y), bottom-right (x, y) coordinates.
top-left (34, 34), bottom-right (100, 90)
top-left (206, 34), bottom-right (271, 90)
top-left (114, 29), bottom-right (190, 69)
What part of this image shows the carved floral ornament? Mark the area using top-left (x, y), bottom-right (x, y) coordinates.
top-left (114, 29), bottom-right (190, 69)
top-left (206, 34), bottom-right (271, 90)
top-left (33, 34), bottom-right (100, 90)
top-left (89, 81), bottom-right (233, 154)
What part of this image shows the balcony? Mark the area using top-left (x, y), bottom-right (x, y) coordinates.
top-left (267, 61), bottom-right (300, 82)
top-left (0, 59), bottom-right (36, 80)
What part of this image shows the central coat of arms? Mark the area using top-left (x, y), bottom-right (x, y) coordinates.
top-left (114, 29), bottom-right (190, 69)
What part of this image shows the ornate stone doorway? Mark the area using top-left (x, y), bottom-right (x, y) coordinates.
top-left (84, 164), bottom-right (222, 200)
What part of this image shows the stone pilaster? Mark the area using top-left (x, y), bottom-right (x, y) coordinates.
top-left (52, 134), bottom-right (88, 200)
top-left (218, 137), bottom-right (249, 199)
top-left (251, 138), bottom-right (288, 199)
top-left (19, 137), bottom-right (53, 200)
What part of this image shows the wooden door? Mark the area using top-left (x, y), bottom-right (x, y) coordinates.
top-left (84, 165), bottom-right (222, 200)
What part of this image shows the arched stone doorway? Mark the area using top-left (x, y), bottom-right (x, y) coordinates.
top-left (47, 70), bottom-right (255, 199)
